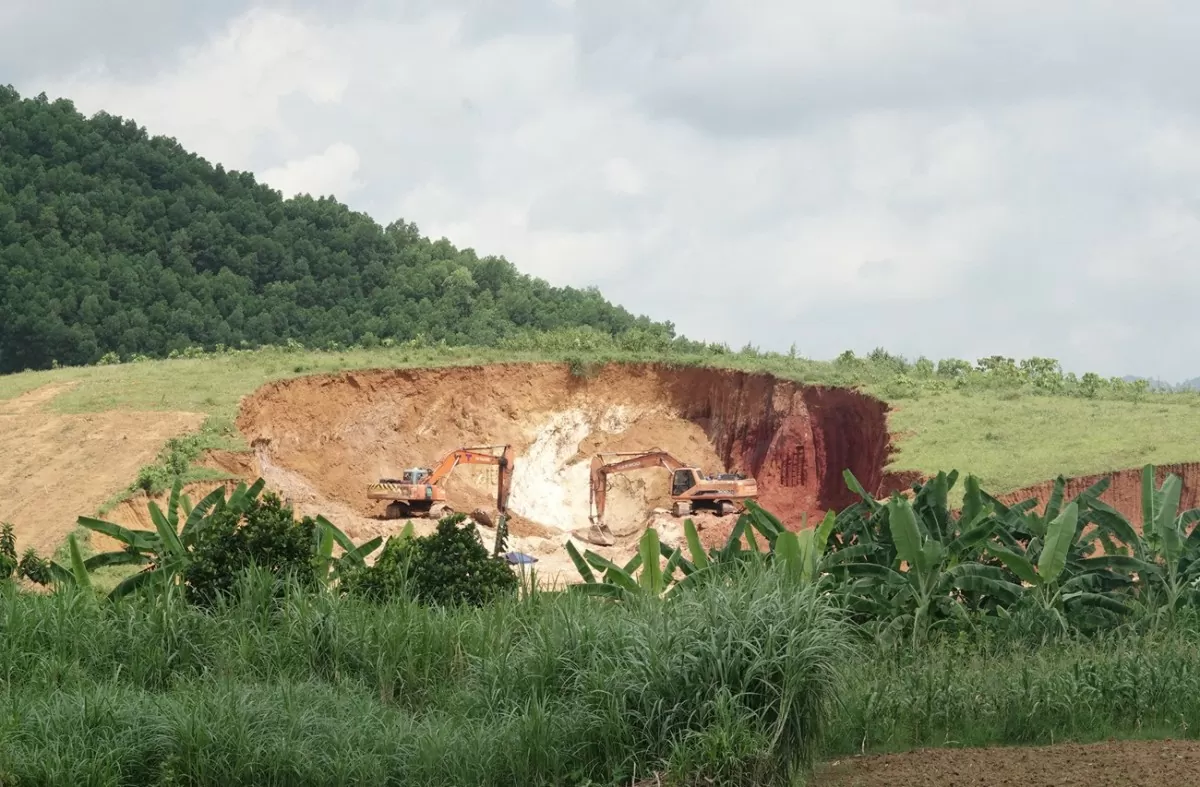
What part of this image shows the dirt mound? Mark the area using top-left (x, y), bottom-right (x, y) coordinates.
top-left (814, 739), bottom-right (1200, 786)
top-left (996, 462), bottom-right (1200, 530)
top-left (0, 384), bottom-right (203, 555)
top-left (235, 363), bottom-right (899, 542)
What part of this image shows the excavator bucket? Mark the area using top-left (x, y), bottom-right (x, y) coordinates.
top-left (570, 523), bottom-right (615, 547)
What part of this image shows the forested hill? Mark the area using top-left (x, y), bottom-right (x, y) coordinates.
top-left (0, 87), bottom-right (676, 373)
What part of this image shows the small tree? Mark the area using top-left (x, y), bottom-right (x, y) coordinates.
top-left (344, 514), bottom-right (518, 607)
top-left (183, 492), bottom-right (318, 607)
top-left (0, 523), bottom-right (16, 581)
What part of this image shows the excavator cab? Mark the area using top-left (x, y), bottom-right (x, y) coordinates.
top-left (401, 468), bottom-right (431, 484)
top-left (671, 469), bottom-right (699, 496)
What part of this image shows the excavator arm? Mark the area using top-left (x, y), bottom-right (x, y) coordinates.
top-left (426, 446), bottom-right (510, 484)
top-left (426, 445), bottom-right (514, 514)
top-left (588, 450), bottom-right (686, 526)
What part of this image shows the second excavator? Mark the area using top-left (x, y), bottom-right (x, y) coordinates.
top-left (367, 444), bottom-right (514, 525)
top-left (575, 449), bottom-right (758, 546)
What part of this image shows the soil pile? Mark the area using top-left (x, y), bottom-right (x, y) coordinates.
top-left (235, 362), bottom-right (900, 538)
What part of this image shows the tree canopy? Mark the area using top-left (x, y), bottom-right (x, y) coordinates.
top-left (0, 86), bottom-right (675, 373)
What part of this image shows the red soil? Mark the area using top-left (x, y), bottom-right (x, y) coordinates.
top-left (234, 362), bottom-right (903, 536)
top-left (995, 462), bottom-right (1200, 529)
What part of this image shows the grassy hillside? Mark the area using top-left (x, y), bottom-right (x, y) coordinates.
top-left (3, 338), bottom-right (1199, 503)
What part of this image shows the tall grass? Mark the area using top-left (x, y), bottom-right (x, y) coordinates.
top-left (0, 567), bottom-right (848, 786)
top-left (828, 619), bottom-right (1200, 756)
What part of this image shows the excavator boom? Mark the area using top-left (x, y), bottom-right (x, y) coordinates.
top-left (427, 445), bottom-right (513, 485)
top-left (589, 449), bottom-right (685, 526)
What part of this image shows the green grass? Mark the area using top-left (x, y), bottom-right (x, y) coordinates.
top-left (0, 567), bottom-right (846, 787)
top-left (829, 620), bottom-right (1200, 756)
top-left (887, 390), bottom-right (1200, 494)
top-left (10, 561), bottom-right (1200, 785)
top-left (3, 343), bottom-right (1200, 499)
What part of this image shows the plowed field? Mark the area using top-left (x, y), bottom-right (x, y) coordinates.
top-left (814, 739), bottom-right (1200, 786)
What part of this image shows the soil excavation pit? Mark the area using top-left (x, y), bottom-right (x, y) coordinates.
top-left (236, 362), bottom-right (900, 557)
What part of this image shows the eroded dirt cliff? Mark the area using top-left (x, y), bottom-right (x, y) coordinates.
top-left (235, 362), bottom-right (901, 535)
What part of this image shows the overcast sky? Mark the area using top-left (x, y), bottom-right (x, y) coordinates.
top-left (5, 0), bottom-right (1199, 380)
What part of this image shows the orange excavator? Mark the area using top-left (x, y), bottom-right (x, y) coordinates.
top-left (575, 449), bottom-right (759, 546)
top-left (367, 445), bottom-right (514, 524)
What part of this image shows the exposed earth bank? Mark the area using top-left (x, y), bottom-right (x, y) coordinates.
top-left (232, 363), bottom-right (905, 572)
top-left (997, 462), bottom-right (1200, 529)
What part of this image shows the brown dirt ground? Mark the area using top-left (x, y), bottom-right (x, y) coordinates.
top-left (0, 383), bottom-right (203, 555)
top-left (813, 739), bottom-right (1200, 787)
top-left (232, 362), bottom-right (903, 585)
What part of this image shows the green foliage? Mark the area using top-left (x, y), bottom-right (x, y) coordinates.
top-left (118, 418), bottom-right (241, 503)
top-left (0, 523), bottom-right (14, 581)
top-left (182, 492), bottom-right (319, 607)
top-left (564, 463), bottom-right (1200, 646)
top-left (828, 622), bottom-right (1200, 755)
top-left (343, 515), bottom-right (517, 607)
top-left (0, 563), bottom-right (847, 786)
top-left (0, 87), bottom-right (671, 373)
top-left (79, 478), bottom-right (263, 600)
top-left (17, 549), bottom-right (52, 586)
top-left (337, 522), bottom-right (416, 602)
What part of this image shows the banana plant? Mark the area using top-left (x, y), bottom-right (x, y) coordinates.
top-left (34, 531), bottom-right (97, 593)
top-left (311, 514), bottom-right (386, 589)
top-left (77, 478), bottom-right (265, 600)
top-left (652, 502), bottom-right (831, 591)
top-left (1085, 465), bottom-right (1200, 619)
top-left (985, 500), bottom-right (1136, 634)
top-left (566, 527), bottom-right (688, 600)
top-left (773, 510), bottom-right (838, 586)
top-left (983, 473), bottom-right (1112, 553)
top-left (843, 493), bottom-right (1020, 646)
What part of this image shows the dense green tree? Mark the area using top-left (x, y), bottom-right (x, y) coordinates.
top-left (0, 86), bottom-right (674, 372)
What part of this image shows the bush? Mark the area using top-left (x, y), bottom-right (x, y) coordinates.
top-left (17, 549), bottom-right (52, 586)
top-left (183, 493), bottom-right (318, 607)
top-left (0, 524), bottom-right (15, 581)
top-left (344, 514), bottom-right (518, 607)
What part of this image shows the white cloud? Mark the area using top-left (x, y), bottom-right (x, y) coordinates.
top-left (40, 7), bottom-right (349, 168)
top-left (11, 0), bottom-right (1200, 379)
top-left (261, 142), bottom-right (362, 199)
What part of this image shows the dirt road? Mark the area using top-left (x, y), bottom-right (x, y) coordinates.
top-left (814, 739), bottom-right (1200, 786)
top-left (0, 383), bottom-right (202, 555)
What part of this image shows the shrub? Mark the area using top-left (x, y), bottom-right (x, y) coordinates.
top-left (344, 514), bottom-right (518, 607)
top-left (182, 493), bottom-right (318, 607)
top-left (0, 523), bottom-right (15, 581)
top-left (17, 549), bottom-right (52, 586)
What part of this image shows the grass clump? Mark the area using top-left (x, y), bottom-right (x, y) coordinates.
top-left (0, 565), bottom-right (849, 786)
top-left (829, 620), bottom-right (1200, 755)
